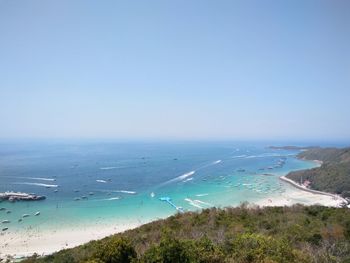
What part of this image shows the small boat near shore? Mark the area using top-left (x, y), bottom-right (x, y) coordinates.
top-left (2, 220), bottom-right (10, 223)
top-left (35, 211), bottom-right (40, 216)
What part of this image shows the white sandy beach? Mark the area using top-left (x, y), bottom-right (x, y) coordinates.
top-left (255, 182), bottom-right (344, 207)
top-left (0, 220), bottom-right (141, 260)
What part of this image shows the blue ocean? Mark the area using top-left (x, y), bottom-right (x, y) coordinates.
top-left (0, 141), bottom-right (317, 232)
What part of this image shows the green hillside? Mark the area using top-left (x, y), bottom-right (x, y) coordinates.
top-left (21, 205), bottom-right (350, 263)
top-left (286, 147), bottom-right (350, 198)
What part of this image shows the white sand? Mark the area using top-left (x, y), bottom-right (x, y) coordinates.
top-left (0, 221), bottom-right (140, 260)
top-left (254, 177), bottom-right (345, 207)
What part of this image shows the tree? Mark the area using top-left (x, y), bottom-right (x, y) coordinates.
top-left (93, 237), bottom-right (136, 263)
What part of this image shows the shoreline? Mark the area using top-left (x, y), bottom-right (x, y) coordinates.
top-left (2, 187), bottom-right (346, 260)
top-left (279, 175), bottom-right (347, 204)
top-left (0, 221), bottom-right (141, 260)
top-left (1, 158), bottom-right (347, 260)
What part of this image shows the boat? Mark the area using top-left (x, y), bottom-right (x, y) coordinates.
top-left (2, 227), bottom-right (8, 231)
top-left (18, 218), bottom-right (22, 222)
top-left (0, 207), bottom-right (6, 211)
top-left (34, 211), bottom-right (40, 216)
top-left (6, 210), bottom-right (11, 214)
top-left (150, 192), bottom-right (155, 198)
top-left (89, 192), bottom-right (94, 195)
top-left (2, 220), bottom-right (10, 223)
top-left (74, 197), bottom-right (81, 201)
top-left (0, 192), bottom-right (46, 202)
top-left (22, 214), bottom-right (30, 218)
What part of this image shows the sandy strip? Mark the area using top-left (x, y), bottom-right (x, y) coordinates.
top-left (0, 221), bottom-right (140, 260)
top-left (254, 176), bottom-right (346, 207)
top-left (279, 176), bottom-right (347, 202)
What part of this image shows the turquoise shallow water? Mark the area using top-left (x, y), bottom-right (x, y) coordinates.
top-left (0, 141), bottom-right (316, 232)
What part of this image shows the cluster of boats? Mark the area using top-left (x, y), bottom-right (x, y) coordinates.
top-left (0, 208), bottom-right (40, 231)
top-left (230, 178), bottom-right (286, 195)
top-left (74, 191), bottom-right (95, 201)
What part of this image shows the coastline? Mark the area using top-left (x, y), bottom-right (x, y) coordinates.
top-left (0, 221), bottom-right (141, 260)
top-left (1, 157), bottom-right (347, 260)
top-left (2, 188), bottom-right (346, 260)
top-left (279, 175), bottom-right (347, 204)
top-left (253, 180), bottom-right (345, 208)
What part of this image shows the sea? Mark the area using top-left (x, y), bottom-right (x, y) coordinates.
top-left (0, 140), bottom-right (342, 233)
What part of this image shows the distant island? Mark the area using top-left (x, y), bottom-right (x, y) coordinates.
top-left (282, 146), bottom-right (350, 200)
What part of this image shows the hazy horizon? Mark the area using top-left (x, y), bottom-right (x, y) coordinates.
top-left (1, 1), bottom-right (349, 141)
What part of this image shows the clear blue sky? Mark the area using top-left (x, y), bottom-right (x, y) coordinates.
top-left (0, 1), bottom-right (349, 141)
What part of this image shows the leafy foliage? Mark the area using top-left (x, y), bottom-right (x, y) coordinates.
top-left (21, 205), bottom-right (350, 263)
top-left (287, 147), bottom-right (350, 197)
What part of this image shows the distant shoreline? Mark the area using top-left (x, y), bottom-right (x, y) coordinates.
top-left (279, 175), bottom-right (347, 204)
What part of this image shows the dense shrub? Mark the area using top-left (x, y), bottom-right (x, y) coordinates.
top-left (93, 237), bottom-right (136, 263)
top-left (21, 205), bottom-right (350, 263)
top-left (226, 233), bottom-right (308, 263)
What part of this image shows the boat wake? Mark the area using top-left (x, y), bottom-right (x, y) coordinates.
top-left (193, 199), bottom-right (212, 206)
top-left (178, 171), bottom-right (196, 180)
top-left (2, 176), bottom-right (56, 181)
top-left (195, 193), bottom-right (209, 197)
top-left (185, 198), bottom-right (213, 208)
top-left (96, 180), bottom-right (107, 183)
top-left (103, 197), bottom-right (121, 201)
top-left (100, 167), bottom-right (117, 170)
top-left (14, 182), bottom-right (58, 188)
top-left (183, 177), bottom-right (194, 182)
top-left (185, 198), bottom-right (202, 208)
top-left (184, 198), bottom-right (211, 208)
top-left (27, 177), bottom-right (56, 182)
top-left (112, 190), bottom-right (137, 195)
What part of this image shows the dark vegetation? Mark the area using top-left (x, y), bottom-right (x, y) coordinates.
top-left (286, 147), bottom-right (350, 198)
top-left (21, 205), bottom-right (350, 263)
